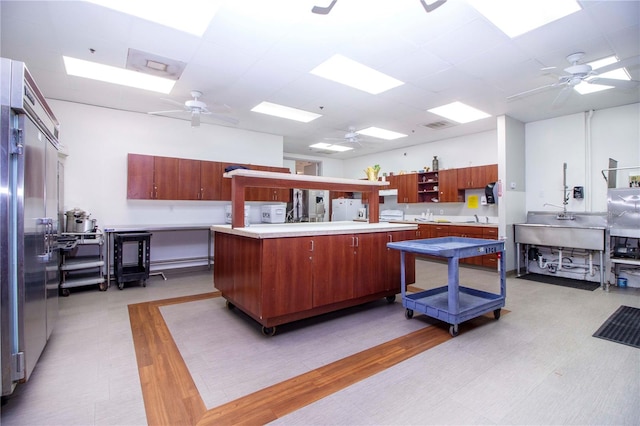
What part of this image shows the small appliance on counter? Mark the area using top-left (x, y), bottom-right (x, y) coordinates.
top-left (65, 208), bottom-right (97, 233)
top-left (379, 209), bottom-right (405, 222)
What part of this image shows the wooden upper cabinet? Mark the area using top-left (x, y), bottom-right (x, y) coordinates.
top-left (200, 160), bottom-right (223, 200)
top-left (153, 156), bottom-right (179, 200)
top-left (127, 153), bottom-right (154, 199)
top-left (177, 158), bottom-right (201, 200)
top-left (457, 165), bottom-right (498, 189)
top-left (439, 169), bottom-right (460, 202)
top-left (126, 154), bottom-right (178, 200)
top-left (396, 173), bottom-right (418, 203)
top-left (485, 164), bottom-right (498, 183)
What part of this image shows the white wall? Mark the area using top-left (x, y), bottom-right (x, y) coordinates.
top-left (342, 130), bottom-right (497, 180)
top-left (50, 100), bottom-right (284, 227)
top-left (525, 103), bottom-right (639, 213)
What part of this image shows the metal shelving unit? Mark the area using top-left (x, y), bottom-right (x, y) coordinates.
top-left (59, 231), bottom-right (106, 296)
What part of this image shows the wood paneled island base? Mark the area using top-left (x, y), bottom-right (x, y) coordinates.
top-left (212, 222), bottom-right (417, 335)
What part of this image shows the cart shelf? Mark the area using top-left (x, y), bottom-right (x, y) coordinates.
top-left (387, 237), bottom-right (506, 336)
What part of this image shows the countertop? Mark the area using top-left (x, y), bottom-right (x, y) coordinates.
top-left (355, 219), bottom-right (498, 228)
top-left (211, 221), bottom-right (417, 239)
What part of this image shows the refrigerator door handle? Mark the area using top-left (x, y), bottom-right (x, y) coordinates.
top-left (37, 218), bottom-right (53, 262)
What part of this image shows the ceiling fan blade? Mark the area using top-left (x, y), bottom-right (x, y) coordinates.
top-left (587, 77), bottom-right (639, 89)
top-left (191, 112), bottom-right (201, 127)
top-left (551, 86), bottom-right (573, 109)
top-left (420, 0), bottom-right (447, 13)
top-left (210, 113), bottom-right (239, 125)
top-left (160, 98), bottom-right (187, 108)
top-left (311, 0), bottom-right (337, 14)
top-left (506, 83), bottom-right (560, 101)
top-left (148, 109), bottom-right (185, 115)
top-left (592, 55), bottom-right (640, 75)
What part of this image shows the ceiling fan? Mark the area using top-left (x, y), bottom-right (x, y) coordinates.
top-left (507, 52), bottom-right (640, 108)
top-left (148, 90), bottom-right (239, 127)
top-left (323, 127), bottom-right (372, 148)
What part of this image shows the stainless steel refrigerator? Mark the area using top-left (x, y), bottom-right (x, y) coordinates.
top-left (1, 58), bottom-right (62, 396)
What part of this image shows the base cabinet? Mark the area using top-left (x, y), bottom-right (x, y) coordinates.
top-left (214, 230), bottom-right (416, 330)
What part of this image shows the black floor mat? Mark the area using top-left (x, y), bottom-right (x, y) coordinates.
top-left (593, 305), bottom-right (640, 349)
top-left (517, 273), bottom-right (600, 291)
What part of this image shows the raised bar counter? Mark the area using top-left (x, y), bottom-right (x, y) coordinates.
top-left (211, 221), bottom-right (415, 238)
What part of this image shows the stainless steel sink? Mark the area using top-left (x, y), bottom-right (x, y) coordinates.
top-left (514, 223), bottom-right (606, 250)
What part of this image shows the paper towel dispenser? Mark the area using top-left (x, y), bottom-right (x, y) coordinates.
top-left (485, 182), bottom-right (497, 204)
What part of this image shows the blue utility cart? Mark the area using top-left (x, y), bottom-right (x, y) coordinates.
top-left (387, 237), bottom-right (505, 337)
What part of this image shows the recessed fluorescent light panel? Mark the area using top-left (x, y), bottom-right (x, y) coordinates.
top-left (310, 143), bottom-right (353, 152)
top-left (356, 127), bottom-right (407, 140)
top-left (310, 54), bottom-right (404, 95)
top-left (85, 0), bottom-right (220, 36)
top-left (251, 102), bottom-right (322, 123)
top-left (63, 56), bottom-right (175, 93)
top-left (428, 102), bottom-right (491, 124)
top-left (574, 83), bottom-right (614, 95)
top-left (468, 0), bottom-right (581, 38)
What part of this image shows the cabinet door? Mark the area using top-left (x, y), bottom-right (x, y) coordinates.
top-left (262, 237), bottom-right (314, 317)
top-left (385, 231), bottom-right (415, 289)
top-left (153, 156), bottom-right (179, 200)
top-left (397, 173), bottom-right (418, 203)
top-left (353, 233), bottom-right (388, 297)
top-left (312, 234), bottom-right (355, 306)
top-left (484, 164), bottom-right (498, 184)
top-left (127, 153), bottom-right (154, 199)
top-left (200, 160), bottom-right (223, 200)
top-left (177, 158), bottom-right (201, 200)
top-left (482, 227), bottom-right (499, 269)
top-left (439, 169), bottom-right (459, 202)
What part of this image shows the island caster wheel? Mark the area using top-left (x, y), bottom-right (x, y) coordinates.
top-left (99, 282), bottom-right (107, 291)
top-left (261, 326), bottom-right (276, 337)
top-left (385, 295), bottom-right (396, 303)
top-left (226, 300), bottom-right (235, 310)
top-left (493, 308), bottom-right (501, 320)
top-left (405, 309), bottom-right (414, 319)
top-left (449, 324), bottom-right (459, 337)
top-left (61, 288), bottom-right (70, 297)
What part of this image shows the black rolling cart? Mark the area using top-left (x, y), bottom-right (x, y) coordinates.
top-left (113, 232), bottom-right (151, 290)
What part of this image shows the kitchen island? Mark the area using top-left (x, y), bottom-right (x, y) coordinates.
top-left (212, 221), bottom-right (417, 335)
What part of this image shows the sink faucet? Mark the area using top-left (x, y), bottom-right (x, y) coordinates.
top-left (474, 214), bottom-right (479, 223)
top-left (485, 216), bottom-right (489, 224)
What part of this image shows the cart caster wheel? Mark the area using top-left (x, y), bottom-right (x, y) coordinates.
top-left (385, 295), bottom-right (396, 303)
top-left (449, 324), bottom-right (459, 337)
top-left (226, 300), bottom-right (235, 310)
top-left (142, 280), bottom-right (146, 288)
top-left (99, 282), bottom-right (107, 291)
top-left (261, 326), bottom-right (276, 337)
top-left (118, 282), bottom-right (124, 290)
top-left (405, 309), bottom-right (414, 319)
top-left (493, 308), bottom-right (501, 320)
top-left (61, 288), bottom-right (70, 297)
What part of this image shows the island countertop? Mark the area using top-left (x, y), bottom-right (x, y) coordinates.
top-left (211, 221), bottom-right (417, 239)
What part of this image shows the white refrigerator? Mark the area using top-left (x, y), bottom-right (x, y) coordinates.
top-left (331, 199), bottom-right (363, 221)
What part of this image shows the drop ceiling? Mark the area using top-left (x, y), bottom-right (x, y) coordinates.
top-left (1, 0), bottom-right (638, 159)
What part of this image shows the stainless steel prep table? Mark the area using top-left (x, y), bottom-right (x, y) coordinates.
top-left (387, 237), bottom-right (506, 337)
top-left (103, 224), bottom-right (215, 286)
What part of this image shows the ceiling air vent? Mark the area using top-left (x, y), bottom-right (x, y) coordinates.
top-left (126, 48), bottom-right (186, 80)
top-left (422, 120), bottom-right (456, 130)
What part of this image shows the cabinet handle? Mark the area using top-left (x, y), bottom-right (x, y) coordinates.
top-left (388, 234), bottom-right (393, 242)
top-left (355, 236), bottom-right (359, 247)
top-left (310, 240), bottom-right (314, 252)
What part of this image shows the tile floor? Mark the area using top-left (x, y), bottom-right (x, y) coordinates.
top-left (1, 260), bottom-right (639, 425)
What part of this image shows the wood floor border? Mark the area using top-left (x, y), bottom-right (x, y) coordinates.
top-left (129, 290), bottom-right (505, 425)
